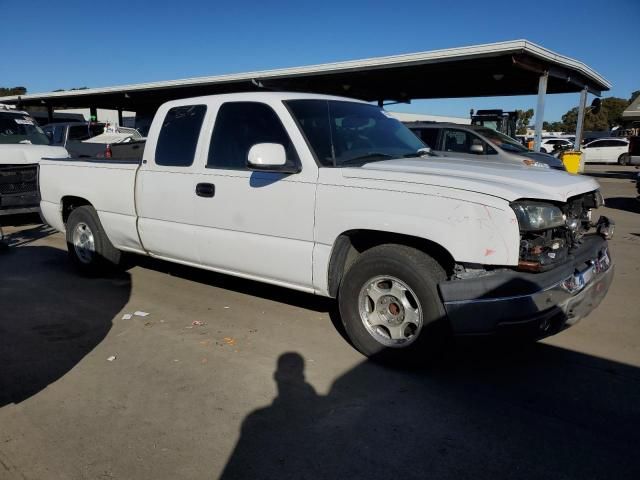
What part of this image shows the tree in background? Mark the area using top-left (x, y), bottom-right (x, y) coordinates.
top-left (629, 90), bottom-right (640, 104)
top-left (601, 97), bottom-right (630, 128)
top-left (0, 87), bottom-right (27, 97)
top-left (543, 121), bottom-right (566, 132)
top-left (560, 96), bottom-right (629, 132)
top-left (515, 108), bottom-right (534, 134)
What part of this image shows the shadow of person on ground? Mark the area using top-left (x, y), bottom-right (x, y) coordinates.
top-left (0, 245), bottom-right (131, 407)
top-left (219, 353), bottom-right (322, 479)
top-left (220, 343), bottom-right (640, 480)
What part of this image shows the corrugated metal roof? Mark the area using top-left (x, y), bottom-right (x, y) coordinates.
top-left (1, 40), bottom-right (611, 110)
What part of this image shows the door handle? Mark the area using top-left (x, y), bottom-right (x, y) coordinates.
top-left (196, 183), bottom-right (215, 198)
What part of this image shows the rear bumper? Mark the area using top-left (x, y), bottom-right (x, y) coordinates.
top-left (439, 235), bottom-right (613, 336)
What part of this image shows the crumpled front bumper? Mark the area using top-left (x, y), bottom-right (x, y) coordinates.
top-left (439, 235), bottom-right (613, 336)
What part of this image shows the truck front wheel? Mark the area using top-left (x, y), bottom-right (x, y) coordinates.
top-left (66, 205), bottom-right (122, 274)
top-left (338, 244), bottom-right (448, 358)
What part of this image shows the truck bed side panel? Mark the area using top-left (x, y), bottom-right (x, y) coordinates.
top-left (39, 160), bottom-right (143, 252)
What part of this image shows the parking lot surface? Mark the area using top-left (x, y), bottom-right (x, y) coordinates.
top-left (1, 165), bottom-right (639, 479)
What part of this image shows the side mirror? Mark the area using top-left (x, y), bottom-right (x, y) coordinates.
top-left (470, 143), bottom-right (484, 154)
top-left (247, 143), bottom-right (300, 173)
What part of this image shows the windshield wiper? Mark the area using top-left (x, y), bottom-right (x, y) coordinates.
top-left (340, 152), bottom-right (396, 166)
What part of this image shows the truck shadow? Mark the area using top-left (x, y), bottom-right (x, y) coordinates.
top-left (219, 343), bottom-right (640, 480)
top-left (133, 255), bottom-right (334, 314)
top-left (0, 245), bottom-right (131, 407)
top-left (219, 269), bottom-right (631, 479)
top-left (603, 196), bottom-right (640, 214)
top-left (585, 169), bottom-right (638, 180)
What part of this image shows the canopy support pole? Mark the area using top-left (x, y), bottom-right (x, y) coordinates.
top-left (533, 73), bottom-right (548, 152)
top-left (574, 87), bottom-right (588, 150)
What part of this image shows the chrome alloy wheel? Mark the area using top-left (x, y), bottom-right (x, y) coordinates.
top-left (358, 275), bottom-right (423, 347)
top-left (72, 222), bottom-right (95, 264)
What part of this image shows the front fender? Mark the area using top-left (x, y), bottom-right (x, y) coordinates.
top-left (315, 184), bottom-right (520, 266)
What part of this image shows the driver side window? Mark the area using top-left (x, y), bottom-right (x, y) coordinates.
top-left (208, 102), bottom-right (299, 170)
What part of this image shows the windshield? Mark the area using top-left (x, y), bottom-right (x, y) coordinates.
top-left (285, 100), bottom-right (426, 166)
top-left (0, 112), bottom-right (50, 145)
top-left (475, 127), bottom-right (528, 153)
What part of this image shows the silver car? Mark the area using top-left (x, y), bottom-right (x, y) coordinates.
top-left (406, 122), bottom-right (565, 170)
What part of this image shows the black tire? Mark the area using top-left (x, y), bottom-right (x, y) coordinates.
top-left (338, 244), bottom-right (448, 359)
top-left (618, 153), bottom-right (629, 165)
top-left (66, 205), bottom-right (122, 274)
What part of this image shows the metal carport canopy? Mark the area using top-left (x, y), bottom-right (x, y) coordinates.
top-left (2, 39), bottom-right (610, 112)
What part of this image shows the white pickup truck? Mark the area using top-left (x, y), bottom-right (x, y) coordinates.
top-left (39, 92), bottom-right (615, 357)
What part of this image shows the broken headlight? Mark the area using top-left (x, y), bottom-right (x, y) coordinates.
top-left (511, 201), bottom-right (565, 231)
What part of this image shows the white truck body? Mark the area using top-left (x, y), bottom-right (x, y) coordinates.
top-left (38, 92), bottom-right (614, 355)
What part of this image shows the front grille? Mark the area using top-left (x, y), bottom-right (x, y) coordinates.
top-left (0, 165), bottom-right (38, 194)
top-left (0, 164), bottom-right (39, 210)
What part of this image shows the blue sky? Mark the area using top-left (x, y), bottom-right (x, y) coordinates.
top-left (1, 0), bottom-right (638, 121)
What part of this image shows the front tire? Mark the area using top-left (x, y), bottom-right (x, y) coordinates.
top-left (338, 244), bottom-right (448, 358)
top-left (66, 205), bottom-right (121, 274)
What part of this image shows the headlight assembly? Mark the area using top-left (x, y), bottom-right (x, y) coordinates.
top-left (511, 201), bottom-right (565, 231)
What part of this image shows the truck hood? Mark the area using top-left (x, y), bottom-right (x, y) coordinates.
top-left (341, 156), bottom-right (599, 203)
top-left (0, 145), bottom-right (69, 165)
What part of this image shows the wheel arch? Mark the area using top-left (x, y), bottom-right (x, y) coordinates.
top-left (61, 196), bottom-right (94, 224)
top-left (327, 229), bottom-right (456, 298)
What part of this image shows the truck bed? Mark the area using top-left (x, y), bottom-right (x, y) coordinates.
top-left (39, 158), bottom-right (143, 252)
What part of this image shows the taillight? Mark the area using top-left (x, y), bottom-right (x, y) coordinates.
top-left (105, 145), bottom-right (112, 159)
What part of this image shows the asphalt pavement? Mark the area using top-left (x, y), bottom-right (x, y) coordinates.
top-left (0, 164), bottom-right (638, 479)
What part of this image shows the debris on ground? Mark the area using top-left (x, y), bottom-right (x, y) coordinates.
top-left (107, 355), bottom-right (117, 362)
top-left (223, 306), bottom-right (230, 309)
top-left (134, 311), bottom-right (150, 317)
top-left (192, 320), bottom-right (205, 326)
top-left (121, 314), bottom-right (132, 320)
top-left (223, 337), bottom-right (236, 346)
top-left (144, 321), bottom-right (153, 327)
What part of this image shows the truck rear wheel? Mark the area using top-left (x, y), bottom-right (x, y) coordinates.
top-left (338, 244), bottom-right (448, 359)
top-left (66, 205), bottom-right (121, 274)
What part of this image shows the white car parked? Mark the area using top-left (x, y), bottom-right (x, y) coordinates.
top-left (581, 138), bottom-right (630, 164)
top-left (539, 138), bottom-right (574, 154)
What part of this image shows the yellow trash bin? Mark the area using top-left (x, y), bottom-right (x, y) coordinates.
top-left (560, 150), bottom-right (582, 174)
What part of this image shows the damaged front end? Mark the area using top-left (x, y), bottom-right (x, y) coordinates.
top-left (441, 189), bottom-right (614, 337)
top-left (512, 190), bottom-right (613, 272)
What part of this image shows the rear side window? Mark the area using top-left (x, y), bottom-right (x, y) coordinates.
top-left (207, 102), bottom-right (299, 170)
top-left (412, 128), bottom-right (440, 149)
top-left (156, 105), bottom-right (207, 167)
top-left (68, 125), bottom-right (91, 141)
top-left (602, 140), bottom-right (627, 147)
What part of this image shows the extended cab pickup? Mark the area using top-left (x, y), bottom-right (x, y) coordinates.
top-left (39, 92), bottom-right (615, 357)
